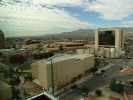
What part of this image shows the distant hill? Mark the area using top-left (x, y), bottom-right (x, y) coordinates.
top-left (42, 29), bottom-right (95, 40)
top-left (6, 27), bottom-right (133, 40)
top-left (41, 27), bottom-right (133, 40)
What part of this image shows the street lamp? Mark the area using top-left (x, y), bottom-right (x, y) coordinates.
top-left (101, 75), bottom-right (104, 87)
top-left (50, 58), bottom-right (54, 95)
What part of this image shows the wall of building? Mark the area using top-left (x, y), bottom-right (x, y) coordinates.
top-left (31, 62), bottom-right (39, 79)
top-left (32, 55), bottom-right (94, 91)
top-left (23, 43), bottom-right (41, 49)
top-left (0, 30), bottom-right (5, 49)
top-left (0, 73), bottom-right (4, 81)
top-left (0, 87), bottom-right (12, 100)
top-left (0, 81), bottom-right (12, 100)
top-left (96, 47), bottom-right (125, 58)
top-left (77, 48), bottom-right (95, 55)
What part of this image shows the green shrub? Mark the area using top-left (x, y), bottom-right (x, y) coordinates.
top-left (109, 79), bottom-right (124, 93)
top-left (82, 87), bottom-right (90, 97)
top-left (95, 89), bottom-right (102, 96)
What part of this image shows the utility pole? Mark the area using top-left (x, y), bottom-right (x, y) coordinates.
top-left (131, 70), bottom-right (133, 81)
top-left (50, 58), bottom-right (54, 95)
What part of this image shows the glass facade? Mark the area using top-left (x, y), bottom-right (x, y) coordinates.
top-left (98, 30), bottom-right (115, 46)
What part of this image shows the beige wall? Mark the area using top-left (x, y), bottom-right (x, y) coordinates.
top-left (77, 48), bottom-right (95, 55)
top-left (23, 43), bottom-right (40, 49)
top-left (31, 62), bottom-right (39, 79)
top-left (0, 81), bottom-right (12, 100)
top-left (0, 73), bottom-right (4, 81)
top-left (38, 62), bottom-right (48, 90)
top-left (32, 55), bottom-right (94, 91)
top-left (96, 48), bottom-right (125, 58)
top-left (0, 87), bottom-right (12, 100)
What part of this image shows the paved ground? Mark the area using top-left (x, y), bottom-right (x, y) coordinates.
top-left (84, 87), bottom-right (124, 100)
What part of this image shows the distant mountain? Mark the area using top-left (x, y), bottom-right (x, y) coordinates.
top-left (41, 27), bottom-right (133, 40)
top-left (7, 27), bottom-right (133, 39)
top-left (42, 29), bottom-right (95, 40)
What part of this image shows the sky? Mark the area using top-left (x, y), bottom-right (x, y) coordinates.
top-left (0, 0), bottom-right (133, 37)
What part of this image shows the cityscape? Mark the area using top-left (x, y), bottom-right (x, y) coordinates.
top-left (0, 0), bottom-right (133, 100)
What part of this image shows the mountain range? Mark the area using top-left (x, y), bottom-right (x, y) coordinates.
top-left (41, 27), bottom-right (133, 40)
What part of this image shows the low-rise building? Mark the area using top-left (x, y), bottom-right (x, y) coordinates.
top-left (23, 39), bottom-right (42, 49)
top-left (31, 54), bottom-right (94, 91)
top-left (55, 42), bottom-right (85, 50)
top-left (0, 30), bottom-right (5, 49)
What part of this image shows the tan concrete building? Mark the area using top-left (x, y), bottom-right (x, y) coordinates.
top-left (43, 43), bottom-right (59, 52)
top-left (76, 45), bottom-right (95, 55)
top-left (23, 39), bottom-right (42, 49)
top-left (55, 42), bottom-right (85, 50)
top-left (95, 28), bottom-right (125, 58)
top-left (0, 30), bottom-right (5, 49)
top-left (0, 73), bottom-right (4, 81)
top-left (31, 54), bottom-right (94, 91)
top-left (0, 81), bottom-right (12, 100)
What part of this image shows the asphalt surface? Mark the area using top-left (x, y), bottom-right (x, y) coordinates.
top-left (59, 56), bottom-right (133, 100)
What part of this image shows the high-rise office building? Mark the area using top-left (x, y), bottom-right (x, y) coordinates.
top-left (0, 30), bottom-right (5, 49)
top-left (95, 28), bottom-right (125, 58)
top-left (95, 28), bottom-right (124, 50)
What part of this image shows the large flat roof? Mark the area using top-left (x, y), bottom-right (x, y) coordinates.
top-left (55, 42), bottom-right (83, 45)
top-left (39, 54), bottom-right (93, 64)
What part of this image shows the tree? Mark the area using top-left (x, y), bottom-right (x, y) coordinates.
top-left (12, 86), bottom-right (20, 99)
top-left (90, 67), bottom-right (98, 73)
top-left (130, 81), bottom-right (133, 85)
top-left (82, 87), bottom-right (90, 97)
top-left (71, 84), bottom-right (77, 89)
top-left (16, 76), bottom-right (21, 85)
top-left (95, 89), bottom-right (102, 96)
top-left (117, 98), bottom-right (120, 100)
top-left (109, 79), bottom-right (124, 93)
top-left (26, 73), bottom-right (33, 81)
top-left (101, 70), bottom-right (105, 73)
top-left (59, 45), bottom-right (63, 53)
top-left (71, 77), bottom-right (77, 83)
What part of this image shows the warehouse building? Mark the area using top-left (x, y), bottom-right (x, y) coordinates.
top-left (31, 54), bottom-right (94, 91)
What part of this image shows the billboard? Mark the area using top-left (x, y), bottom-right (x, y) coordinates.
top-left (98, 30), bottom-right (115, 46)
